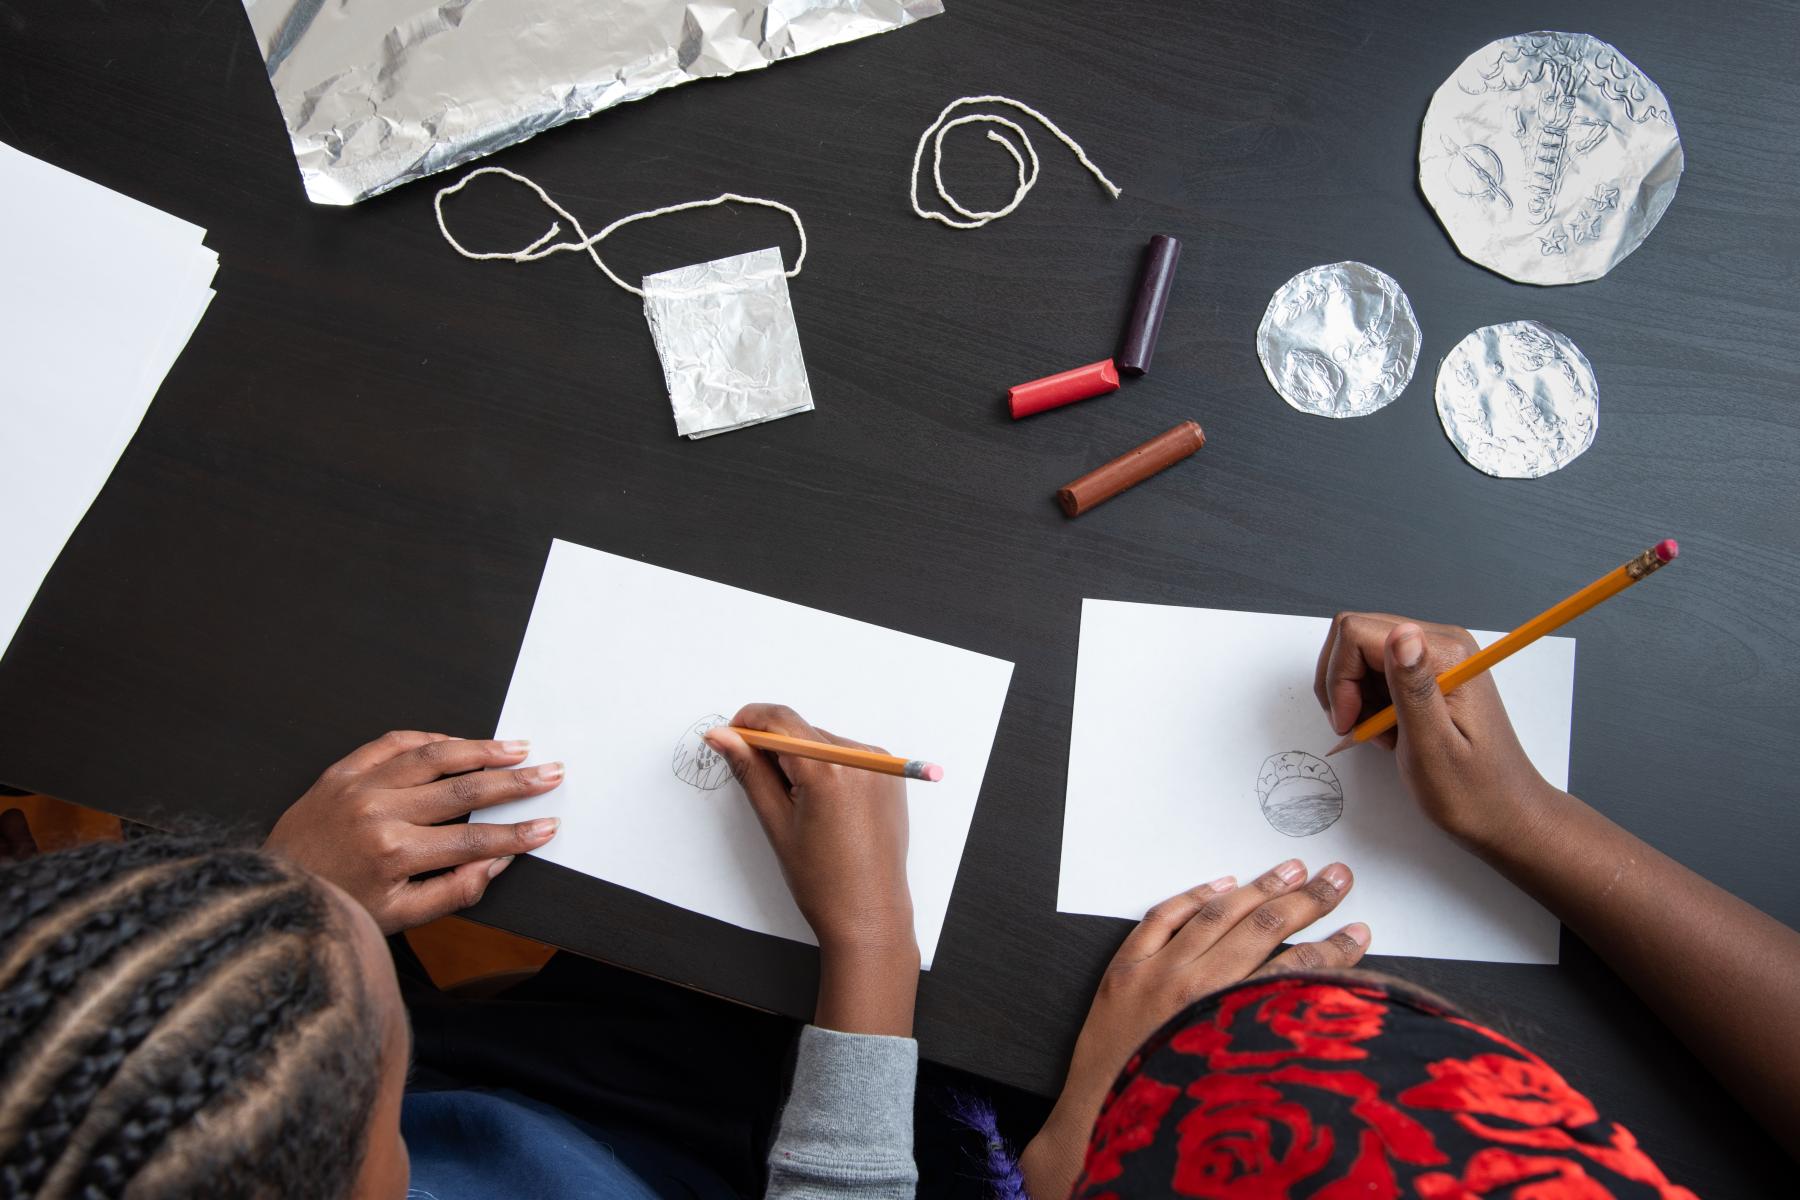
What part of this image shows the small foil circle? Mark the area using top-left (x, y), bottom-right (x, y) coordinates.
top-left (1256, 262), bottom-right (1421, 418)
top-left (1419, 31), bottom-right (1683, 286)
top-left (1435, 320), bottom-right (1598, 478)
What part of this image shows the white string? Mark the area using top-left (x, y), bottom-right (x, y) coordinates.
top-left (434, 165), bottom-right (808, 298)
top-left (909, 94), bottom-right (1122, 230)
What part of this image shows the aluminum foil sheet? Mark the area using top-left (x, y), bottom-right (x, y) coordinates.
top-left (241, 0), bottom-right (944, 206)
top-left (644, 247), bottom-right (813, 439)
top-left (1419, 32), bottom-right (1683, 286)
top-left (1436, 321), bottom-right (1598, 478)
top-left (1256, 262), bottom-right (1421, 418)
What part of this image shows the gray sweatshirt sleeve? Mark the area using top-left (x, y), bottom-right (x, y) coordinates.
top-left (765, 1024), bottom-right (919, 1199)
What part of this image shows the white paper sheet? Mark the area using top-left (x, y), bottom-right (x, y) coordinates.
top-left (1059, 601), bottom-right (1574, 964)
top-left (482, 539), bottom-right (1016, 968)
top-left (0, 141), bottom-right (217, 658)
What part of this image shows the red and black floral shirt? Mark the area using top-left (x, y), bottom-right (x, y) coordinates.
top-left (1072, 975), bottom-right (1697, 1200)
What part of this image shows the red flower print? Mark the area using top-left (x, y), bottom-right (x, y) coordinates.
top-left (1171, 1065), bottom-right (1446, 1198)
top-left (1172, 981), bottom-right (1388, 1069)
top-left (1263, 1065), bottom-right (1446, 1167)
top-left (1414, 1147), bottom-right (1617, 1199)
top-left (1310, 1129), bottom-right (1397, 1200)
top-left (1399, 1053), bottom-right (1596, 1146)
top-left (1172, 1074), bottom-right (1334, 1197)
top-left (1080, 1074), bottom-right (1181, 1186)
top-left (1262, 985), bottom-right (1386, 1060)
top-left (1570, 1125), bottom-right (1699, 1200)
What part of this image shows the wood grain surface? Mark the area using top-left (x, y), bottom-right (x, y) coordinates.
top-left (2, 2), bottom-right (1796, 1191)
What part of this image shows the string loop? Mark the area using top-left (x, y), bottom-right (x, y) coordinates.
top-left (909, 95), bottom-right (1121, 230)
top-left (435, 166), bottom-right (807, 297)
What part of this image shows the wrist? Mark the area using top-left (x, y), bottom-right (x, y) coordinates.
top-left (814, 899), bottom-right (916, 963)
top-left (1463, 778), bottom-right (1572, 862)
top-left (814, 939), bottom-right (919, 1037)
top-left (1022, 1104), bottom-right (1094, 1199)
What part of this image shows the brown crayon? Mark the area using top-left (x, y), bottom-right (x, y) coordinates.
top-left (1058, 421), bottom-right (1205, 517)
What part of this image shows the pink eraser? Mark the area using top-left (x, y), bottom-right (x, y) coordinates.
top-left (1655, 539), bottom-right (1679, 563)
top-left (921, 763), bottom-right (945, 783)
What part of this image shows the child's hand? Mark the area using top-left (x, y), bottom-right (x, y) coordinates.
top-left (1314, 612), bottom-right (1559, 849)
top-left (264, 731), bottom-right (563, 934)
top-left (706, 705), bottom-right (918, 1036)
top-left (1021, 863), bottom-right (1367, 1200)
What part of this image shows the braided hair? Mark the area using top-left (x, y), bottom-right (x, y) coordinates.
top-left (0, 835), bottom-right (384, 1199)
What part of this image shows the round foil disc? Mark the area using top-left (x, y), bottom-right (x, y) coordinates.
top-left (1419, 31), bottom-right (1683, 286)
top-left (1436, 321), bottom-right (1598, 478)
top-left (1256, 262), bottom-right (1421, 418)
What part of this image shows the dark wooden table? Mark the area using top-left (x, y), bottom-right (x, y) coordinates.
top-left (4, 0), bottom-right (1796, 1191)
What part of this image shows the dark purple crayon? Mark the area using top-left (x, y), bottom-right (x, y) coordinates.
top-left (1118, 234), bottom-right (1182, 376)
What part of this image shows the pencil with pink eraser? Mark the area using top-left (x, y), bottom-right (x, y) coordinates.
top-left (1326, 539), bottom-right (1680, 756)
top-left (728, 727), bottom-right (944, 782)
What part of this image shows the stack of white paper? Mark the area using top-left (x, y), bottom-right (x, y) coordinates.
top-left (0, 141), bottom-right (217, 659)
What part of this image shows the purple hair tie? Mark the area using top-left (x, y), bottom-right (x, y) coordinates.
top-left (946, 1091), bottom-right (1030, 1200)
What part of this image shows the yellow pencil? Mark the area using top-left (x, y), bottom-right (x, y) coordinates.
top-left (729, 728), bottom-right (945, 782)
top-left (1326, 539), bottom-right (1680, 756)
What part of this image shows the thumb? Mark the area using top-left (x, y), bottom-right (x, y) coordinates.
top-left (703, 728), bottom-right (792, 841)
top-left (1382, 624), bottom-right (1459, 750)
top-left (380, 857), bottom-right (508, 935)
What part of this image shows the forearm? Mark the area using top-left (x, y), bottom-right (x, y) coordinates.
top-left (813, 940), bottom-right (919, 1038)
top-left (1480, 785), bottom-right (1800, 1155)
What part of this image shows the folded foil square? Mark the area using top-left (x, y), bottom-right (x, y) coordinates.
top-left (643, 247), bottom-right (814, 439)
top-left (240, 0), bottom-right (943, 205)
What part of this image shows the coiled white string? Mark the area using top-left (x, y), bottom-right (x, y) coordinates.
top-left (435, 165), bottom-right (807, 298)
top-left (909, 94), bottom-right (1122, 230)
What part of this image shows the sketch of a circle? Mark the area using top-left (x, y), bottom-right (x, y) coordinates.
top-left (1435, 321), bottom-right (1598, 478)
top-left (1418, 32), bottom-right (1683, 285)
top-left (1256, 262), bottom-right (1421, 419)
top-left (672, 714), bottom-right (734, 791)
top-left (1255, 751), bottom-right (1344, 837)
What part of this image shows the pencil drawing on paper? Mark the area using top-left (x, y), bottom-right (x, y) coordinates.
top-left (672, 714), bottom-right (734, 791)
top-left (1255, 751), bottom-right (1343, 837)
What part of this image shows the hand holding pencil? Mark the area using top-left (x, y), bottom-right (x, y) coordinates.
top-left (1315, 541), bottom-right (1678, 850)
top-left (703, 704), bottom-right (919, 1035)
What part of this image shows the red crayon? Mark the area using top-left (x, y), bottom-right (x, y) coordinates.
top-left (1009, 358), bottom-right (1120, 419)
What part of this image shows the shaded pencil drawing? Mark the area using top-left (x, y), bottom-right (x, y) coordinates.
top-left (1255, 751), bottom-right (1344, 837)
top-left (672, 714), bottom-right (734, 791)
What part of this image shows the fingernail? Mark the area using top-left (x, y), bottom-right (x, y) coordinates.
top-left (1393, 626), bottom-right (1423, 669)
top-left (1344, 923), bottom-right (1371, 947)
top-left (1275, 859), bottom-right (1305, 884)
top-left (535, 762), bottom-right (564, 783)
top-left (501, 739), bottom-right (530, 755)
top-left (1207, 875), bottom-right (1237, 892)
top-left (1321, 863), bottom-right (1352, 892)
top-left (488, 856), bottom-right (514, 879)
top-left (521, 818), bottom-right (559, 842)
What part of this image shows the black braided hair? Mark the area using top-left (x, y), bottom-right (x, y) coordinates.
top-left (0, 836), bottom-right (384, 1199)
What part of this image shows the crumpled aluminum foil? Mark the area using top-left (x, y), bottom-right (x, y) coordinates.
top-left (643, 247), bottom-right (814, 439)
top-left (240, 0), bottom-right (944, 206)
top-left (1436, 320), bottom-right (1598, 478)
top-left (1419, 31), bottom-right (1683, 286)
top-left (1256, 262), bottom-right (1421, 418)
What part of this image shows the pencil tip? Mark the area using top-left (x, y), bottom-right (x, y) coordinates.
top-left (1323, 736), bottom-right (1353, 758)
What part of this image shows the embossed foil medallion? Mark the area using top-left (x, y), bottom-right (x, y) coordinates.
top-left (1436, 321), bottom-right (1598, 478)
top-left (1256, 262), bottom-right (1421, 418)
top-left (1420, 32), bottom-right (1683, 285)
